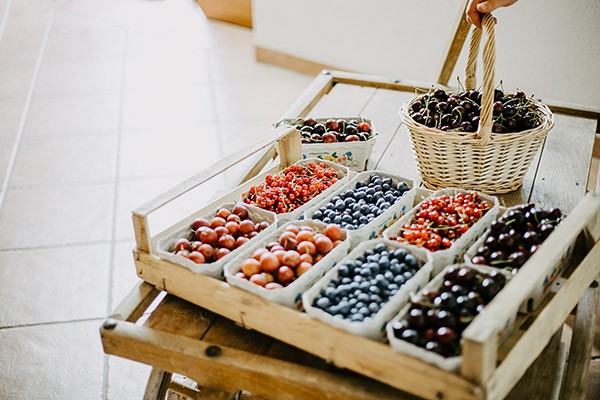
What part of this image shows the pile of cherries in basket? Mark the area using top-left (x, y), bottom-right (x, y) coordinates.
top-left (471, 204), bottom-right (564, 272)
top-left (312, 173), bottom-right (410, 230)
top-left (409, 88), bottom-right (542, 133)
top-left (173, 204), bottom-right (270, 264)
top-left (390, 265), bottom-right (507, 357)
top-left (312, 242), bottom-right (423, 322)
top-left (288, 117), bottom-right (374, 144)
top-left (236, 224), bottom-right (345, 289)
top-left (388, 192), bottom-right (492, 252)
top-left (242, 162), bottom-right (339, 214)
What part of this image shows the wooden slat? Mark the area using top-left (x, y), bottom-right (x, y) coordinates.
top-left (560, 286), bottom-right (599, 400)
top-left (101, 322), bottom-right (436, 400)
top-left (109, 280), bottom-right (161, 323)
top-left (329, 70), bottom-right (445, 93)
top-left (374, 124), bottom-right (419, 183)
top-left (277, 129), bottom-right (302, 168)
top-left (256, 47), bottom-right (345, 77)
top-left (133, 251), bottom-right (480, 400)
top-left (436, 0), bottom-right (471, 86)
top-left (307, 83), bottom-right (376, 117)
top-left (239, 145), bottom-right (278, 185)
top-left (527, 113), bottom-right (597, 212)
top-left (144, 294), bottom-right (216, 340)
top-left (281, 72), bottom-right (334, 119)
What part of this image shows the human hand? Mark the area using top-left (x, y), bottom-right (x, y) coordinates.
top-left (466, 0), bottom-right (518, 28)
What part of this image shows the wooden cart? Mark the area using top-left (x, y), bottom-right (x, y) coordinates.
top-left (100, 70), bottom-right (600, 400)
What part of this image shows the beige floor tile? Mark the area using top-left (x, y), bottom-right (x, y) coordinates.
top-left (0, 320), bottom-right (104, 400)
top-left (218, 117), bottom-right (278, 154)
top-left (0, 22), bottom-right (46, 67)
top-left (213, 78), bottom-right (312, 123)
top-left (110, 240), bottom-right (139, 307)
top-left (24, 93), bottom-right (120, 137)
top-left (0, 139), bottom-right (14, 188)
top-left (121, 86), bottom-right (215, 131)
top-left (34, 58), bottom-right (122, 97)
top-left (44, 25), bottom-right (126, 63)
top-left (10, 134), bottom-right (117, 187)
top-left (0, 243), bottom-right (109, 327)
top-left (106, 355), bottom-right (152, 400)
top-left (0, 183), bottom-right (114, 249)
top-left (0, 99), bottom-right (23, 140)
top-left (0, 64), bottom-right (34, 100)
top-left (124, 52), bottom-right (211, 91)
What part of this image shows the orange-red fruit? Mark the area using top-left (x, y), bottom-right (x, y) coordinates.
top-left (191, 241), bottom-right (203, 252)
top-left (252, 248), bottom-right (268, 261)
top-left (299, 253), bottom-right (314, 264)
top-left (277, 266), bottom-right (295, 284)
top-left (248, 231), bottom-right (258, 238)
top-left (242, 259), bottom-right (261, 276)
top-left (187, 251), bottom-right (206, 264)
top-left (282, 237), bottom-right (298, 251)
top-left (197, 227), bottom-right (218, 246)
top-left (227, 214), bottom-right (241, 224)
top-left (191, 218), bottom-right (210, 230)
top-left (250, 273), bottom-right (268, 287)
top-left (266, 241), bottom-right (280, 251)
top-left (265, 282), bottom-right (284, 290)
top-left (260, 252), bottom-right (280, 273)
top-left (239, 220), bottom-right (255, 235)
top-left (174, 238), bottom-right (190, 252)
top-left (216, 208), bottom-right (231, 220)
top-left (297, 241), bottom-right (317, 256)
top-left (333, 240), bottom-right (343, 248)
top-left (324, 224), bottom-right (344, 241)
top-left (217, 248), bottom-right (230, 259)
top-left (218, 234), bottom-right (236, 250)
top-left (235, 271), bottom-right (247, 280)
top-left (273, 249), bottom-right (286, 263)
top-left (257, 221), bottom-right (270, 231)
top-left (279, 231), bottom-right (296, 245)
top-left (176, 249), bottom-right (190, 257)
top-left (285, 224), bottom-right (300, 234)
top-left (314, 254), bottom-right (324, 263)
top-left (282, 250), bottom-right (301, 268)
top-left (232, 204), bottom-right (249, 219)
top-left (296, 231), bottom-right (314, 243)
top-left (262, 272), bottom-right (275, 283)
top-left (315, 236), bottom-right (334, 254)
top-left (214, 226), bottom-right (229, 238)
top-left (297, 262), bottom-right (312, 276)
top-left (210, 217), bottom-right (227, 229)
top-left (198, 244), bottom-right (216, 262)
top-left (235, 236), bottom-right (249, 248)
top-left (225, 221), bottom-right (239, 235)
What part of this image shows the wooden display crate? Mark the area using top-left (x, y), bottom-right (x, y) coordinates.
top-left (102, 71), bottom-right (600, 400)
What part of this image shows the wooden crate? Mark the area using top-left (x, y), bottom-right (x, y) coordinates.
top-left (109, 71), bottom-right (600, 400)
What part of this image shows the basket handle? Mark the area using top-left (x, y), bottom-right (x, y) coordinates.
top-left (465, 13), bottom-right (496, 146)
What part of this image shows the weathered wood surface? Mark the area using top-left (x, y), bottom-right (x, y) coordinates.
top-left (102, 73), bottom-right (600, 400)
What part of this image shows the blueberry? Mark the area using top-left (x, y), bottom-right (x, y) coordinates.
top-left (338, 301), bottom-right (352, 315)
top-left (359, 306), bottom-right (370, 315)
top-left (350, 307), bottom-right (358, 315)
top-left (341, 215), bottom-right (353, 224)
top-left (357, 292), bottom-right (370, 302)
top-left (373, 192), bottom-right (383, 201)
top-left (388, 283), bottom-right (399, 292)
top-left (394, 275), bottom-right (406, 285)
top-left (380, 201), bottom-right (391, 209)
top-left (378, 258), bottom-right (390, 270)
top-left (353, 275), bottom-right (364, 283)
top-left (315, 297), bottom-right (330, 309)
top-left (335, 200), bottom-right (345, 211)
top-left (356, 192), bottom-right (366, 200)
top-left (338, 264), bottom-right (350, 277)
top-left (365, 188), bottom-right (375, 196)
top-left (367, 213), bottom-right (375, 219)
top-left (333, 215), bottom-right (342, 224)
top-left (355, 302), bottom-right (366, 309)
top-left (376, 276), bottom-right (390, 288)
top-left (324, 287), bottom-right (337, 299)
top-left (382, 183), bottom-right (390, 191)
top-left (373, 185), bottom-right (383, 192)
top-left (344, 190), bottom-right (354, 198)
top-left (322, 217), bottom-right (332, 224)
top-left (393, 248), bottom-right (408, 261)
top-left (361, 205), bottom-right (370, 215)
top-left (313, 210), bottom-right (323, 220)
top-left (360, 267), bottom-right (372, 278)
top-left (369, 262), bottom-right (380, 275)
top-left (339, 285), bottom-right (350, 296)
top-left (364, 249), bottom-right (374, 257)
top-left (369, 285), bottom-right (380, 294)
top-left (330, 278), bottom-right (340, 286)
top-left (374, 243), bottom-right (387, 253)
top-left (365, 194), bottom-right (373, 203)
top-left (359, 216), bottom-right (369, 224)
top-left (402, 271), bottom-right (414, 281)
top-left (398, 263), bottom-right (408, 273)
top-left (326, 203), bottom-right (335, 210)
top-left (397, 182), bottom-right (409, 192)
top-left (341, 277), bottom-right (351, 284)
top-left (349, 281), bottom-right (359, 291)
top-left (368, 302), bottom-right (380, 313)
top-left (348, 298), bottom-right (358, 306)
top-left (385, 194), bottom-right (395, 203)
top-left (344, 197), bottom-right (356, 207)
top-left (370, 294), bottom-right (383, 303)
top-left (351, 313), bottom-right (364, 322)
top-left (405, 254), bottom-right (418, 269)
top-left (359, 281), bottom-right (371, 291)
top-left (384, 271), bottom-right (394, 281)
top-left (366, 255), bottom-right (379, 263)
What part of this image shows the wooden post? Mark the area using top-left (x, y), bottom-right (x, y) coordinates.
top-left (436, 0), bottom-right (471, 86)
top-left (277, 128), bottom-right (302, 168)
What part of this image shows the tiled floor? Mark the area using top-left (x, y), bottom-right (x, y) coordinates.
top-left (0, 0), bottom-right (311, 398)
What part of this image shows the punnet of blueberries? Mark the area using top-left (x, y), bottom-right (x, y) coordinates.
top-left (312, 174), bottom-right (410, 230)
top-left (390, 265), bottom-right (507, 357)
top-left (312, 242), bottom-right (423, 322)
top-left (409, 87), bottom-right (542, 134)
top-left (471, 203), bottom-right (564, 273)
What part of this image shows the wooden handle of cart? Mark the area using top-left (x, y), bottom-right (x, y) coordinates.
top-left (461, 192), bottom-right (600, 393)
top-left (132, 125), bottom-right (301, 254)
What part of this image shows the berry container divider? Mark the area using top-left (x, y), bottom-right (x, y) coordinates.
top-left (245, 157), bottom-right (350, 226)
top-left (386, 264), bottom-right (514, 374)
top-left (224, 220), bottom-right (351, 309)
top-left (382, 188), bottom-right (499, 276)
top-left (302, 239), bottom-right (433, 341)
top-left (153, 203), bottom-right (277, 279)
top-left (276, 117), bottom-right (377, 172)
top-left (303, 171), bottom-right (416, 246)
top-left (463, 205), bottom-right (574, 313)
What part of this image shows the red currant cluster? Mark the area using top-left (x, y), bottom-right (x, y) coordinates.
top-left (242, 162), bottom-right (339, 213)
top-left (389, 193), bottom-right (491, 251)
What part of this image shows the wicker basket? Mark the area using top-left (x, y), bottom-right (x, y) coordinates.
top-left (399, 14), bottom-right (554, 194)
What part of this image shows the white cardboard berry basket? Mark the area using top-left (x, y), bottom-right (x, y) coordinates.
top-left (302, 239), bottom-right (432, 341)
top-left (276, 117), bottom-right (377, 172)
top-left (303, 171), bottom-right (416, 246)
top-left (153, 203), bottom-right (278, 279)
top-left (242, 157), bottom-right (349, 226)
top-left (224, 220), bottom-right (351, 309)
top-left (383, 188), bottom-right (499, 276)
top-left (386, 263), bottom-right (514, 374)
top-left (463, 205), bottom-right (574, 313)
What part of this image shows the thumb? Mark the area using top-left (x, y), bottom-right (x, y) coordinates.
top-left (477, 0), bottom-right (497, 13)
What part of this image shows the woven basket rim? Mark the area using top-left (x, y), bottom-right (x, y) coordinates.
top-left (398, 94), bottom-right (554, 145)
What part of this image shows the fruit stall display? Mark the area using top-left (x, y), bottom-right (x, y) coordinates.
top-left (305, 171), bottom-right (414, 244)
top-left (303, 239), bottom-right (432, 340)
top-left (225, 220), bottom-right (351, 308)
top-left (278, 116), bottom-right (377, 171)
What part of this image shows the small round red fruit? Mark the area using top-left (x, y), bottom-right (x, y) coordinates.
top-left (299, 253), bottom-right (313, 264)
top-left (227, 214), bottom-right (241, 224)
top-left (252, 248), bottom-right (268, 261)
top-left (232, 204), bottom-right (249, 219)
top-left (324, 224), bottom-right (344, 241)
top-left (358, 122), bottom-right (371, 132)
top-left (285, 225), bottom-right (300, 234)
top-left (210, 217), bottom-right (226, 229)
top-left (191, 218), bottom-right (210, 230)
top-left (216, 208), bottom-right (231, 219)
top-left (216, 248), bottom-right (230, 259)
top-left (296, 231), bottom-right (314, 243)
top-left (297, 241), bottom-right (317, 256)
top-left (225, 221), bottom-right (239, 235)
top-left (277, 266), bottom-right (295, 284)
top-left (345, 135), bottom-right (360, 142)
top-left (260, 252), bottom-right (280, 273)
top-left (198, 244), bottom-right (216, 262)
top-left (322, 132), bottom-right (337, 143)
top-left (250, 273), bottom-right (268, 287)
top-left (239, 220), bottom-right (255, 235)
top-left (235, 236), bottom-right (249, 248)
top-left (265, 282), bottom-right (284, 290)
top-left (187, 251), bottom-right (205, 264)
top-left (325, 119), bottom-right (339, 131)
top-left (297, 262), bottom-right (312, 276)
top-left (214, 226), bottom-right (229, 238)
top-left (282, 250), bottom-right (301, 268)
top-left (315, 236), bottom-right (333, 254)
top-left (174, 238), bottom-right (190, 252)
top-left (218, 234), bottom-right (236, 250)
top-left (257, 221), bottom-right (270, 231)
top-left (241, 259), bottom-right (261, 276)
top-left (197, 227), bottom-right (218, 246)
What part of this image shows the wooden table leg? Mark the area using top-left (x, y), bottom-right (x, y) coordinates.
top-left (560, 284), bottom-right (600, 400)
top-left (144, 368), bottom-right (171, 400)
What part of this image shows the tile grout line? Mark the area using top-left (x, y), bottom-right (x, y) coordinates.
top-left (102, 23), bottom-right (130, 400)
top-left (0, 0), bottom-right (13, 41)
top-left (0, 316), bottom-right (105, 331)
top-left (0, 8), bottom-right (55, 215)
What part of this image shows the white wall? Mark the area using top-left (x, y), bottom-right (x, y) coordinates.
top-left (253, 0), bottom-right (600, 108)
